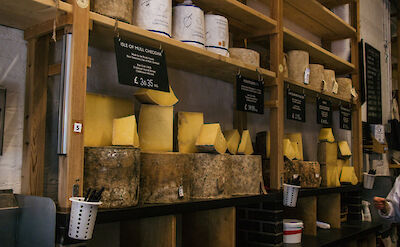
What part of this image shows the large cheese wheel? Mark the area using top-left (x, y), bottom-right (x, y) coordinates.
top-left (177, 112), bottom-right (204, 153)
top-left (230, 155), bottom-right (263, 195)
top-left (92, 0), bottom-right (133, 24)
top-left (140, 152), bottom-right (192, 204)
top-left (317, 142), bottom-right (337, 166)
top-left (228, 48), bottom-right (260, 67)
top-left (84, 146), bottom-right (140, 208)
top-left (323, 69), bottom-right (336, 94)
top-left (337, 78), bottom-right (352, 101)
top-left (309, 64), bottom-right (324, 92)
top-left (287, 50), bottom-right (309, 83)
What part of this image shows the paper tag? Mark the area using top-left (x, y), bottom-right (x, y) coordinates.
top-left (73, 122), bottom-right (83, 133)
top-left (178, 186), bottom-right (184, 198)
top-left (351, 87), bottom-right (358, 98)
top-left (322, 80), bottom-right (328, 92)
top-left (293, 174), bottom-right (299, 179)
top-left (332, 80), bottom-right (338, 94)
top-left (316, 173), bottom-right (320, 178)
top-left (304, 67), bottom-right (310, 85)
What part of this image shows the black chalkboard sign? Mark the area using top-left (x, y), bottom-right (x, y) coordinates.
top-left (340, 105), bottom-right (352, 130)
top-left (236, 75), bottom-right (264, 114)
top-left (286, 89), bottom-right (305, 122)
top-left (114, 37), bottom-right (169, 92)
top-left (365, 43), bottom-right (382, 124)
top-left (317, 98), bottom-right (332, 125)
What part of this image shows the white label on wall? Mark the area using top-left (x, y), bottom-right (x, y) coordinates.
top-left (304, 67), bottom-right (310, 85)
top-left (73, 122), bottom-right (83, 133)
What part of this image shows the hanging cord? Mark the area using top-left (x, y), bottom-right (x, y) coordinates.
top-left (52, 0), bottom-right (59, 42)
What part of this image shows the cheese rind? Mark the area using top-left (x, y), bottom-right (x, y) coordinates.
top-left (138, 104), bottom-right (173, 152)
top-left (285, 133), bottom-right (303, 160)
top-left (319, 128), bottom-right (335, 143)
top-left (224, 129), bottom-right (240, 155)
top-left (112, 115), bottom-right (140, 147)
top-left (195, 123), bottom-right (227, 154)
top-left (84, 93), bottom-right (134, 147)
top-left (238, 130), bottom-right (254, 155)
top-left (338, 141), bottom-right (352, 158)
top-left (134, 85), bottom-right (178, 106)
top-left (177, 112), bottom-right (204, 153)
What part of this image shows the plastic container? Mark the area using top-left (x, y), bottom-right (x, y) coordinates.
top-left (283, 184), bottom-right (300, 207)
top-left (363, 173), bottom-right (376, 189)
top-left (204, 14), bottom-right (229, 56)
top-left (68, 197), bottom-right (102, 240)
top-left (283, 219), bottom-right (303, 244)
top-left (172, 0), bottom-right (205, 48)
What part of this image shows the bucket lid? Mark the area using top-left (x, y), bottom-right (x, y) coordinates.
top-left (283, 219), bottom-right (303, 229)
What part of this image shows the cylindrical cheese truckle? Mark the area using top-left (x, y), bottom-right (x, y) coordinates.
top-left (229, 155), bottom-right (263, 195)
top-left (205, 14), bottom-right (229, 56)
top-left (92, 0), bottom-right (133, 24)
top-left (133, 0), bottom-right (172, 38)
top-left (140, 152), bottom-right (192, 204)
top-left (84, 146), bottom-right (140, 208)
top-left (172, 0), bottom-right (205, 48)
top-left (309, 64), bottom-right (324, 91)
top-left (190, 153), bottom-right (231, 199)
top-left (228, 48), bottom-right (260, 67)
top-left (337, 78), bottom-right (352, 101)
top-left (287, 50), bottom-right (309, 83)
top-left (323, 69), bottom-right (336, 95)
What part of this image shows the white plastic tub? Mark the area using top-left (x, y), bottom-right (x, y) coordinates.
top-left (68, 197), bottom-right (102, 240)
top-left (363, 173), bottom-right (376, 189)
top-left (283, 219), bottom-right (303, 244)
top-left (283, 184), bottom-right (300, 207)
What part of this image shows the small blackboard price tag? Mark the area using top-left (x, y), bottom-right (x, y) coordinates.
top-left (114, 37), bottom-right (169, 92)
top-left (236, 75), bottom-right (264, 114)
top-left (340, 105), bottom-right (352, 130)
top-left (317, 98), bottom-right (332, 125)
top-left (286, 89), bottom-right (306, 122)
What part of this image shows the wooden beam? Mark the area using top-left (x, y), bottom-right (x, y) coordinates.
top-left (58, 0), bottom-right (90, 209)
top-left (264, 100), bottom-right (278, 108)
top-left (48, 56), bottom-right (91, 76)
top-left (317, 193), bottom-right (341, 229)
top-left (21, 35), bottom-right (50, 196)
top-left (24, 14), bottom-right (73, 40)
top-left (269, 0), bottom-right (284, 190)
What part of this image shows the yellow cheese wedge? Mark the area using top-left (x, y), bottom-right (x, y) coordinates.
top-left (224, 129), bottom-right (240, 155)
top-left (177, 112), bottom-right (204, 153)
top-left (283, 138), bottom-right (296, 160)
top-left (317, 142), bottom-right (338, 166)
top-left (321, 165), bottom-right (340, 187)
top-left (134, 86), bottom-right (178, 106)
top-left (238, 130), bottom-right (254, 155)
top-left (84, 93), bottom-right (134, 147)
top-left (338, 141), bottom-right (352, 158)
top-left (340, 166), bottom-right (358, 185)
top-left (291, 142), bottom-right (299, 159)
top-left (284, 133), bottom-right (303, 160)
top-left (112, 115), bottom-right (139, 147)
top-left (337, 159), bottom-right (350, 177)
top-left (139, 104), bottom-right (173, 152)
top-left (318, 128), bottom-right (335, 143)
top-left (195, 123), bottom-right (227, 154)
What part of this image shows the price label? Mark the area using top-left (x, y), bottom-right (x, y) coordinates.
top-left (286, 89), bottom-right (306, 122)
top-left (114, 37), bottom-right (169, 92)
top-left (236, 75), bottom-right (264, 114)
top-left (340, 105), bottom-right (352, 130)
top-left (317, 98), bottom-right (332, 125)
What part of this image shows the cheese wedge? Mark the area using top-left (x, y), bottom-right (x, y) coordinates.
top-left (291, 142), bottom-right (299, 159)
top-left (318, 128), bottom-right (335, 143)
top-left (321, 164), bottom-right (340, 187)
top-left (112, 115), bottom-right (140, 147)
top-left (195, 123), bottom-right (227, 154)
top-left (238, 130), bottom-right (254, 155)
top-left (134, 86), bottom-right (178, 106)
top-left (138, 104), bottom-right (173, 152)
top-left (84, 93), bottom-right (134, 147)
top-left (177, 112), bottom-right (204, 153)
top-left (224, 129), bottom-right (240, 155)
top-left (283, 138), bottom-right (296, 160)
top-left (340, 166), bottom-right (358, 185)
top-left (317, 142), bottom-right (338, 166)
top-left (338, 141), bottom-right (352, 159)
top-left (337, 159), bottom-right (350, 176)
top-left (284, 133), bottom-right (303, 160)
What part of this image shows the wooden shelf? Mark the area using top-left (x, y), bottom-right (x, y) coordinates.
top-left (285, 77), bottom-right (354, 104)
top-left (0, 0), bottom-right (72, 30)
top-left (390, 164), bottom-right (400, 169)
top-left (89, 12), bottom-right (276, 83)
top-left (318, 0), bottom-right (355, 9)
top-left (284, 28), bottom-right (355, 75)
top-left (177, 0), bottom-right (276, 37)
top-left (284, 0), bottom-right (356, 40)
top-left (298, 185), bottom-right (360, 197)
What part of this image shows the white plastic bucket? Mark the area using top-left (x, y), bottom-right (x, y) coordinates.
top-left (68, 197), bottom-right (102, 240)
top-left (172, 1), bottom-right (205, 48)
top-left (283, 184), bottom-right (300, 207)
top-left (133, 0), bottom-right (172, 38)
top-left (283, 219), bottom-right (303, 244)
top-left (363, 173), bottom-right (376, 189)
top-left (204, 14), bottom-right (229, 56)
